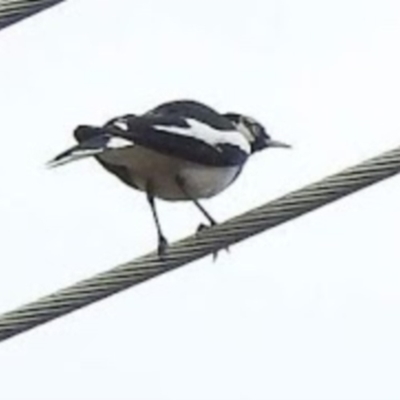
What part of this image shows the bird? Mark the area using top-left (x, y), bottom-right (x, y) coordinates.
top-left (48, 100), bottom-right (290, 255)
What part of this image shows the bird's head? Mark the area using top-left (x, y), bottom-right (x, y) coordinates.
top-left (224, 113), bottom-right (290, 153)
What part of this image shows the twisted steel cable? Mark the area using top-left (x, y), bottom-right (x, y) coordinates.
top-left (0, 145), bottom-right (399, 342)
top-left (0, 0), bottom-right (66, 30)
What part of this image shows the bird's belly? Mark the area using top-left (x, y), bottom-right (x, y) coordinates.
top-left (179, 165), bottom-right (241, 199)
top-left (98, 146), bottom-right (242, 201)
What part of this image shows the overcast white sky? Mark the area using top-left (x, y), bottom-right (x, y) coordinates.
top-left (0, 0), bottom-right (400, 399)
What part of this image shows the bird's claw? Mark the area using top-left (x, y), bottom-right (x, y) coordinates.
top-left (157, 235), bottom-right (169, 257)
top-left (196, 223), bottom-right (211, 233)
top-left (195, 223), bottom-right (229, 261)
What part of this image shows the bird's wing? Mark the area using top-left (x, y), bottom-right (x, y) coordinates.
top-left (115, 113), bottom-right (251, 166)
top-left (146, 100), bottom-right (234, 130)
top-left (48, 109), bottom-right (250, 169)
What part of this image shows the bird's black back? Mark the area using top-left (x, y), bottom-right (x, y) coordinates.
top-left (72, 100), bottom-right (250, 167)
top-left (147, 100), bottom-right (234, 131)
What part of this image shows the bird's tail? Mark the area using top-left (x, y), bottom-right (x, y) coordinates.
top-left (46, 143), bottom-right (104, 168)
top-left (47, 125), bottom-right (109, 168)
top-left (47, 125), bottom-right (134, 168)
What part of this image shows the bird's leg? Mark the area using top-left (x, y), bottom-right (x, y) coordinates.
top-left (175, 175), bottom-right (228, 261)
top-left (146, 189), bottom-right (168, 256)
top-left (175, 175), bottom-right (217, 228)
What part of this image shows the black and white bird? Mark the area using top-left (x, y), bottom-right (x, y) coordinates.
top-left (49, 100), bottom-right (290, 255)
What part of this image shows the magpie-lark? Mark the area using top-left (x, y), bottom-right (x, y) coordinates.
top-left (49, 100), bottom-right (290, 255)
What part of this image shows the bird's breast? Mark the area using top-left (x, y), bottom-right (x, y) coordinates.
top-left (98, 145), bottom-right (243, 200)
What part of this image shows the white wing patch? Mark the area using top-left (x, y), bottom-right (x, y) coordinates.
top-left (153, 118), bottom-right (251, 154)
top-left (107, 137), bottom-right (134, 149)
top-left (112, 120), bottom-right (129, 131)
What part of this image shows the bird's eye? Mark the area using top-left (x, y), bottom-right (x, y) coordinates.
top-left (250, 123), bottom-right (262, 136)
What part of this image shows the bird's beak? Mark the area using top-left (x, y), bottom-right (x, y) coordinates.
top-left (267, 139), bottom-right (292, 149)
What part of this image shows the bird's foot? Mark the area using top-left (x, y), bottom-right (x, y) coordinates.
top-left (196, 223), bottom-right (229, 261)
top-left (157, 235), bottom-right (169, 257)
top-left (196, 222), bottom-right (214, 233)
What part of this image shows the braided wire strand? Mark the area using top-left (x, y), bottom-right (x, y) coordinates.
top-left (0, 0), bottom-right (66, 30)
top-left (0, 145), bottom-right (399, 342)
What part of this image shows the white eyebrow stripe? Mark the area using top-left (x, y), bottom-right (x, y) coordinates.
top-left (153, 118), bottom-right (251, 154)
